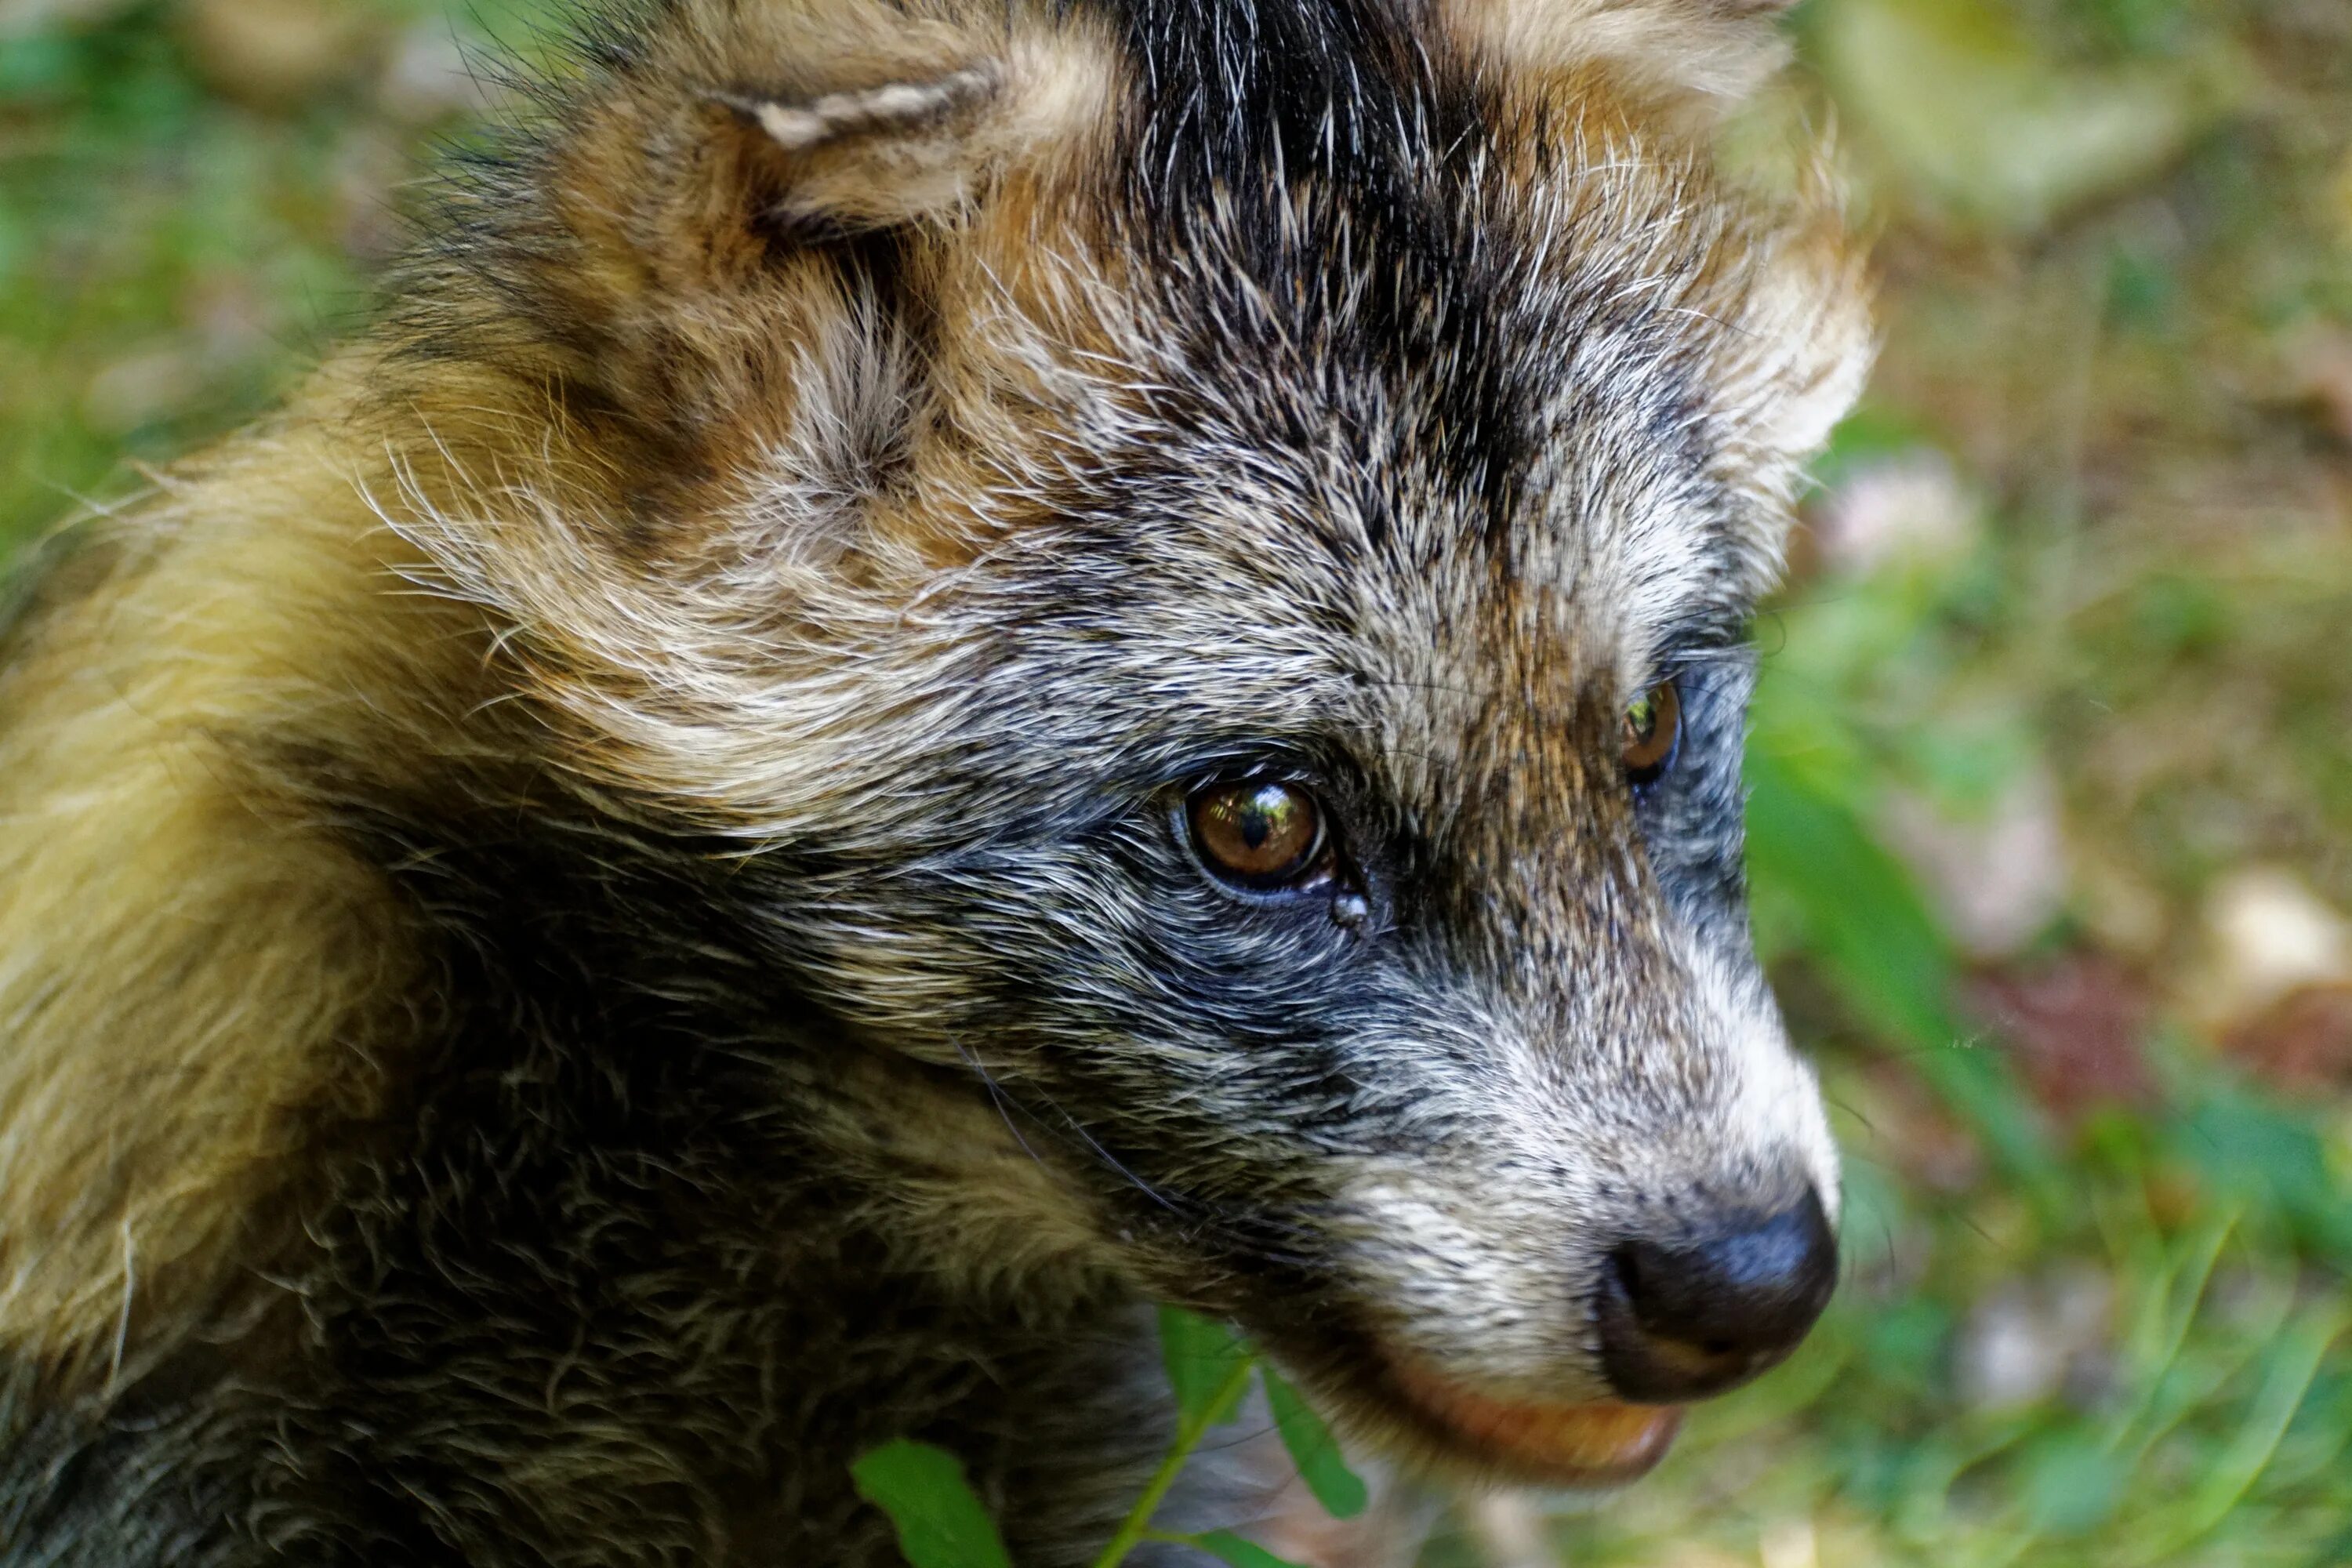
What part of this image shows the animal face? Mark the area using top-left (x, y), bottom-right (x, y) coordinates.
top-left (390, 0), bottom-right (1871, 1487)
top-left (739, 292), bottom-right (1842, 1483)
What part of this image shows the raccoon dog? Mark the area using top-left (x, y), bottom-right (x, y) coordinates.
top-left (0, 0), bottom-right (1870, 1561)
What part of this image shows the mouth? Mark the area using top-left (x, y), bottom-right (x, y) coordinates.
top-left (1384, 1361), bottom-right (1683, 1489)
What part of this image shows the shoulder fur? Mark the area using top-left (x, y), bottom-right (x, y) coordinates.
top-left (0, 366), bottom-right (503, 1381)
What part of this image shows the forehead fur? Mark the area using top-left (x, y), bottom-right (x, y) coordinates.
top-left (950, 0), bottom-right (1868, 706)
top-left (383, 0), bottom-right (1867, 824)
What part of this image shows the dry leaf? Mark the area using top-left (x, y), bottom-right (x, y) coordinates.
top-left (1969, 953), bottom-right (2156, 1125)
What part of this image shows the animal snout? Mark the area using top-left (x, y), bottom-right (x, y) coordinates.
top-left (1595, 1187), bottom-right (1838, 1403)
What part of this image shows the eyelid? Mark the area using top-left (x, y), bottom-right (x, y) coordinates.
top-left (1632, 646), bottom-right (1734, 705)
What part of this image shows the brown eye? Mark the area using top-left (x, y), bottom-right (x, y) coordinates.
top-left (1188, 780), bottom-right (1327, 888)
top-left (1622, 679), bottom-right (1682, 786)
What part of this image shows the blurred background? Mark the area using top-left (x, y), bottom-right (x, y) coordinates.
top-left (2, 0), bottom-right (2347, 1563)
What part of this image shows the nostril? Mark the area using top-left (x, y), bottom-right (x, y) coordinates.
top-left (1596, 1189), bottom-right (1838, 1404)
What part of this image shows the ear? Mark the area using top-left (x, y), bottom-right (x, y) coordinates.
top-left (426, 0), bottom-right (1119, 434)
top-left (1705, 209), bottom-right (1875, 511)
top-left (579, 0), bottom-right (1118, 234)
top-left (706, 66), bottom-right (1009, 233)
top-left (1440, 0), bottom-right (1800, 115)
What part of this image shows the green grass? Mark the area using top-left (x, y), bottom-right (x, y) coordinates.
top-left (5, 1), bottom-right (2349, 1563)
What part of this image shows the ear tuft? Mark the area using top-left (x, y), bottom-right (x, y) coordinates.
top-left (715, 64), bottom-right (1002, 154)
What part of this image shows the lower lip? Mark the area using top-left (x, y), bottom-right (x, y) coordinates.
top-left (1389, 1363), bottom-right (1684, 1487)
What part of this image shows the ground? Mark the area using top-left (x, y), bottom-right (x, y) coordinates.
top-left (2, 2), bottom-right (2348, 1564)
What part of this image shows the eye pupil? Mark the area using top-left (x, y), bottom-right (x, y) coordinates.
top-left (1622, 679), bottom-right (1682, 784)
top-left (1189, 781), bottom-right (1326, 888)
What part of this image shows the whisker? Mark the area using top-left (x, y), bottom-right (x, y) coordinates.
top-left (955, 1041), bottom-right (1047, 1167)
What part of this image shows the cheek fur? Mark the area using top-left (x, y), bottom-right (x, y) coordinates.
top-left (1327, 1166), bottom-right (1618, 1398)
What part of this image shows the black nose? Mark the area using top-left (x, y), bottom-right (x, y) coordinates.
top-left (1596, 1189), bottom-right (1838, 1403)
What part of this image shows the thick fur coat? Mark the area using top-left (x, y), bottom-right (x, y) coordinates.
top-left (0, 0), bottom-right (1870, 1562)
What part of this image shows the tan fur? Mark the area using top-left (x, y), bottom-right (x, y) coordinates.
top-left (1443, 0), bottom-right (1800, 116)
top-left (0, 372), bottom-right (491, 1378)
top-left (1487, 65), bottom-right (1871, 526)
top-left (449, 0), bottom-right (1123, 438)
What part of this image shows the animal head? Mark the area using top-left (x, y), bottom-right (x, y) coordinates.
top-left (389, 0), bottom-right (1871, 1484)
